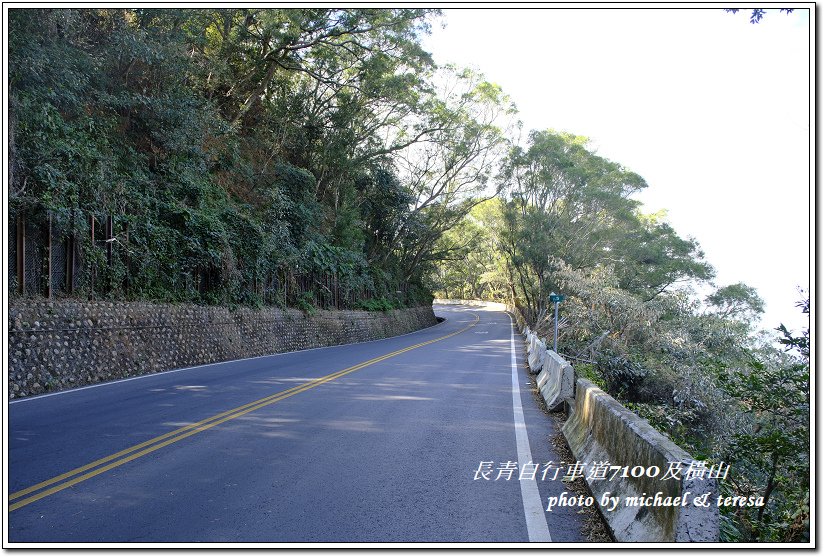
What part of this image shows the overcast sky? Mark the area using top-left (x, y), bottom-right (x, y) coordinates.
top-left (420, 7), bottom-right (812, 332)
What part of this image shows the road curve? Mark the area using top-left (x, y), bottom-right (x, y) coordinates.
top-left (7, 304), bottom-right (586, 543)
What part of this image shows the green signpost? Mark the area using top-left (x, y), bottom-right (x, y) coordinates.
top-left (549, 292), bottom-right (564, 352)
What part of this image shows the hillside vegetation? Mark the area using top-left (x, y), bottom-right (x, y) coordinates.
top-left (10, 8), bottom-right (512, 309)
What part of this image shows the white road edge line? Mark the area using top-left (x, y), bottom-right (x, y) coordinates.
top-left (507, 311), bottom-right (553, 542)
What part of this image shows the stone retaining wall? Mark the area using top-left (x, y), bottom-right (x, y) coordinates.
top-left (8, 300), bottom-right (437, 399)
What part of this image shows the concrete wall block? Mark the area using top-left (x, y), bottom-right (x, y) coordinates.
top-left (535, 350), bottom-right (573, 410)
top-left (562, 379), bottom-right (719, 542)
top-left (527, 338), bottom-right (546, 373)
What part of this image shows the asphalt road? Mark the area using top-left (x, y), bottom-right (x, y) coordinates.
top-left (7, 304), bottom-right (586, 544)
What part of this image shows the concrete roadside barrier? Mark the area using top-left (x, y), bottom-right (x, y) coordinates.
top-left (535, 350), bottom-right (574, 411)
top-left (527, 336), bottom-right (546, 373)
top-left (562, 378), bottom-right (719, 542)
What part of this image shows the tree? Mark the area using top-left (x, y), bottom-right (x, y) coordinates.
top-left (386, 66), bottom-right (517, 283)
top-left (488, 130), bottom-right (717, 324)
top-left (716, 295), bottom-right (809, 541)
top-left (611, 212), bottom-right (714, 301)
top-left (705, 282), bottom-right (766, 324)
top-left (430, 199), bottom-right (508, 300)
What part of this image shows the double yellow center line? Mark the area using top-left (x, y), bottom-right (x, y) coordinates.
top-left (9, 313), bottom-right (478, 512)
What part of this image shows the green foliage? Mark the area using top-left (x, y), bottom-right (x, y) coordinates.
top-left (596, 353), bottom-right (649, 400)
top-left (356, 297), bottom-right (397, 312)
top-left (296, 291), bottom-right (317, 314)
top-left (573, 363), bottom-right (607, 391)
top-left (9, 8), bottom-right (461, 310)
top-left (613, 215), bottom-right (715, 300)
top-left (705, 282), bottom-right (766, 324)
top-left (555, 267), bottom-right (810, 541)
top-left (488, 129), bottom-right (713, 322)
top-left (430, 201), bottom-right (507, 300)
top-left (714, 297), bottom-right (810, 542)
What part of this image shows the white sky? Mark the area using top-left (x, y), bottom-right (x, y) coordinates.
top-left (420, 7), bottom-right (812, 333)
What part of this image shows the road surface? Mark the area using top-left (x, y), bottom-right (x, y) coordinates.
top-left (7, 304), bottom-right (587, 543)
